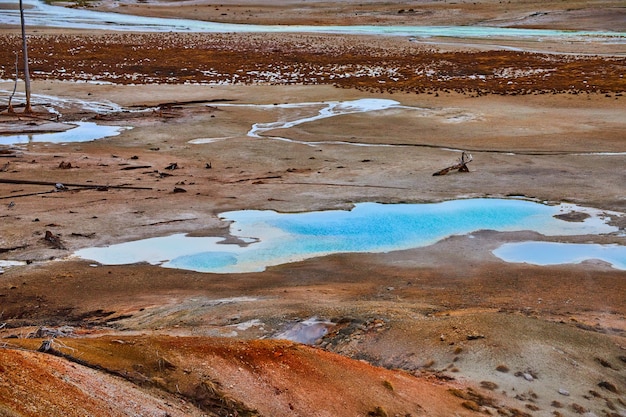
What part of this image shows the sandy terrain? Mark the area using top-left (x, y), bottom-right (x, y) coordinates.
top-left (89, 0), bottom-right (626, 31)
top-left (0, 1), bottom-right (625, 416)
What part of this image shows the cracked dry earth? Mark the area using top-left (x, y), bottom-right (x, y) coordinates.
top-left (1, 1), bottom-right (626, 416)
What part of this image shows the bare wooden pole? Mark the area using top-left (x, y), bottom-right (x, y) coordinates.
top-left (19, 0), bottom-right (33, 114)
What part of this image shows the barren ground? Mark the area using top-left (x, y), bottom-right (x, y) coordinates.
top-left (0, 1), bottom-right (625, 417)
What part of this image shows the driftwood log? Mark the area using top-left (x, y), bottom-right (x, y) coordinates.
top-left (0, 178), bottom-right (152, 190)
top-left (433, 152), bottom-right (473, 176)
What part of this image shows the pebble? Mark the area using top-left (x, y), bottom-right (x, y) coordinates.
top-left (523, 373), bottom-right (534, 381)
top-left (558, 388), bottom-right (570, 396)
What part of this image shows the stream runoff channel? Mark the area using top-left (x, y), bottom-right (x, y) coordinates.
top-left (0, 1), bottom-right (625, 273)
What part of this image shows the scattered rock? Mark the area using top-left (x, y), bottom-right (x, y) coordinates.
top-left (480, 381), bottom-right (498, 390)
top-left (173, 187), bottom-right (187, 193)
top-left (598, 381), bottom-right (618, 394)
top-left (558, 388), bottom-right (570, 396)
top-left (27, 326), bottom-right (74, 338)
top-left (496, 364), bottom-right (510, 373)
top-left (368, 406), bottom-right (388, 417)
top-left (44, 230), bottom-right (66, 250)
top-left (595, 357), bottom-right (614, 369)
top-left (515, 369), bottom-right (538, 381)
top-left (461, 400), bottom-right (480, 411)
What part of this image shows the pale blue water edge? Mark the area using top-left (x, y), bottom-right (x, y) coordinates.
top-left (1, 0), bottom-right (625, 41)
top-left (74, 198), bottom-right (624, 273)
top-left (493, 242), bottom-right (626, 270)
top-left (0, 122), bottom-right (128, 145)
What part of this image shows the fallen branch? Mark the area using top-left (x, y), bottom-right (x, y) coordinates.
top-left (120, 165), bottom-right (152, 171)
top-left (0, 178), bottom-right (152, 190)
top-left (6, 52), bottom-right (18, 114)
top-left (433, 152), bottom-right (473, 176)
top-left (0, 150), bottom-right (20, 158)
top-left (0, 244), bottom-right (28, 253)
top-left (0, 190), bottom-right (59, 200)
top-left (145, 218), bottom-right (197, 226)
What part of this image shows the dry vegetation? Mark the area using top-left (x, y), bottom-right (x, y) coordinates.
top-left (1, 33), bottom-right (625, 95)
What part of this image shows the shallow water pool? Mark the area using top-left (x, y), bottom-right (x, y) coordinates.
top-left (74, 198), bottom-right (623, 273)
top-left (493, 241), bottom-right (626, 270)
top-left (0, 122), bottom-right (129, 145)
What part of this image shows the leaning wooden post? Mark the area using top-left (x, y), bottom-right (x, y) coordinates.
top-left (19, 0), bottom-right (33, 114)
top-left (7, 52), bottom-right (18, 113)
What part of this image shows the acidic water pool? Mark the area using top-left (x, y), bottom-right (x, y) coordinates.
top-left (492, 242), bottom-right (626, 270)
top-left (74, 198), bottom-right (623, 273)
top-left (0, 122), bottom-right (128, 145)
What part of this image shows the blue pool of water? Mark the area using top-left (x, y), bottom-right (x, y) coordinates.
top-left (493, 242), bottom-right (626, 270)
top-left (0, 122), bottom-right (128, 145)
top-left (74, 198), bottom-right (623, 273)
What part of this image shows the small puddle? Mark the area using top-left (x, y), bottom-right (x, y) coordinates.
top-left (274, 318), bottom-right (334, 344)
top-left (73, 198), bottom-right (624, 274)
top-left (0, 122), bottom-right (129, 145)
top-left (0, 260), bottom-right (26, 274)
top-left (493, 242), bottom-right (626, 270)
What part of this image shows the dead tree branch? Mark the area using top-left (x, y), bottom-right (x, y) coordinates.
top-left (433, 152), bottom-right (473, 176)
top-left (0, 178), bottom-right (152, 190)
top-left (7, 53), bottom-right (18, 114)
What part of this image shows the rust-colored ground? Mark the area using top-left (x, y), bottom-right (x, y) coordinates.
top-left (1, 33), bottom-right (625, 94)
top-left (1, 1), bottom-right (625, 416)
